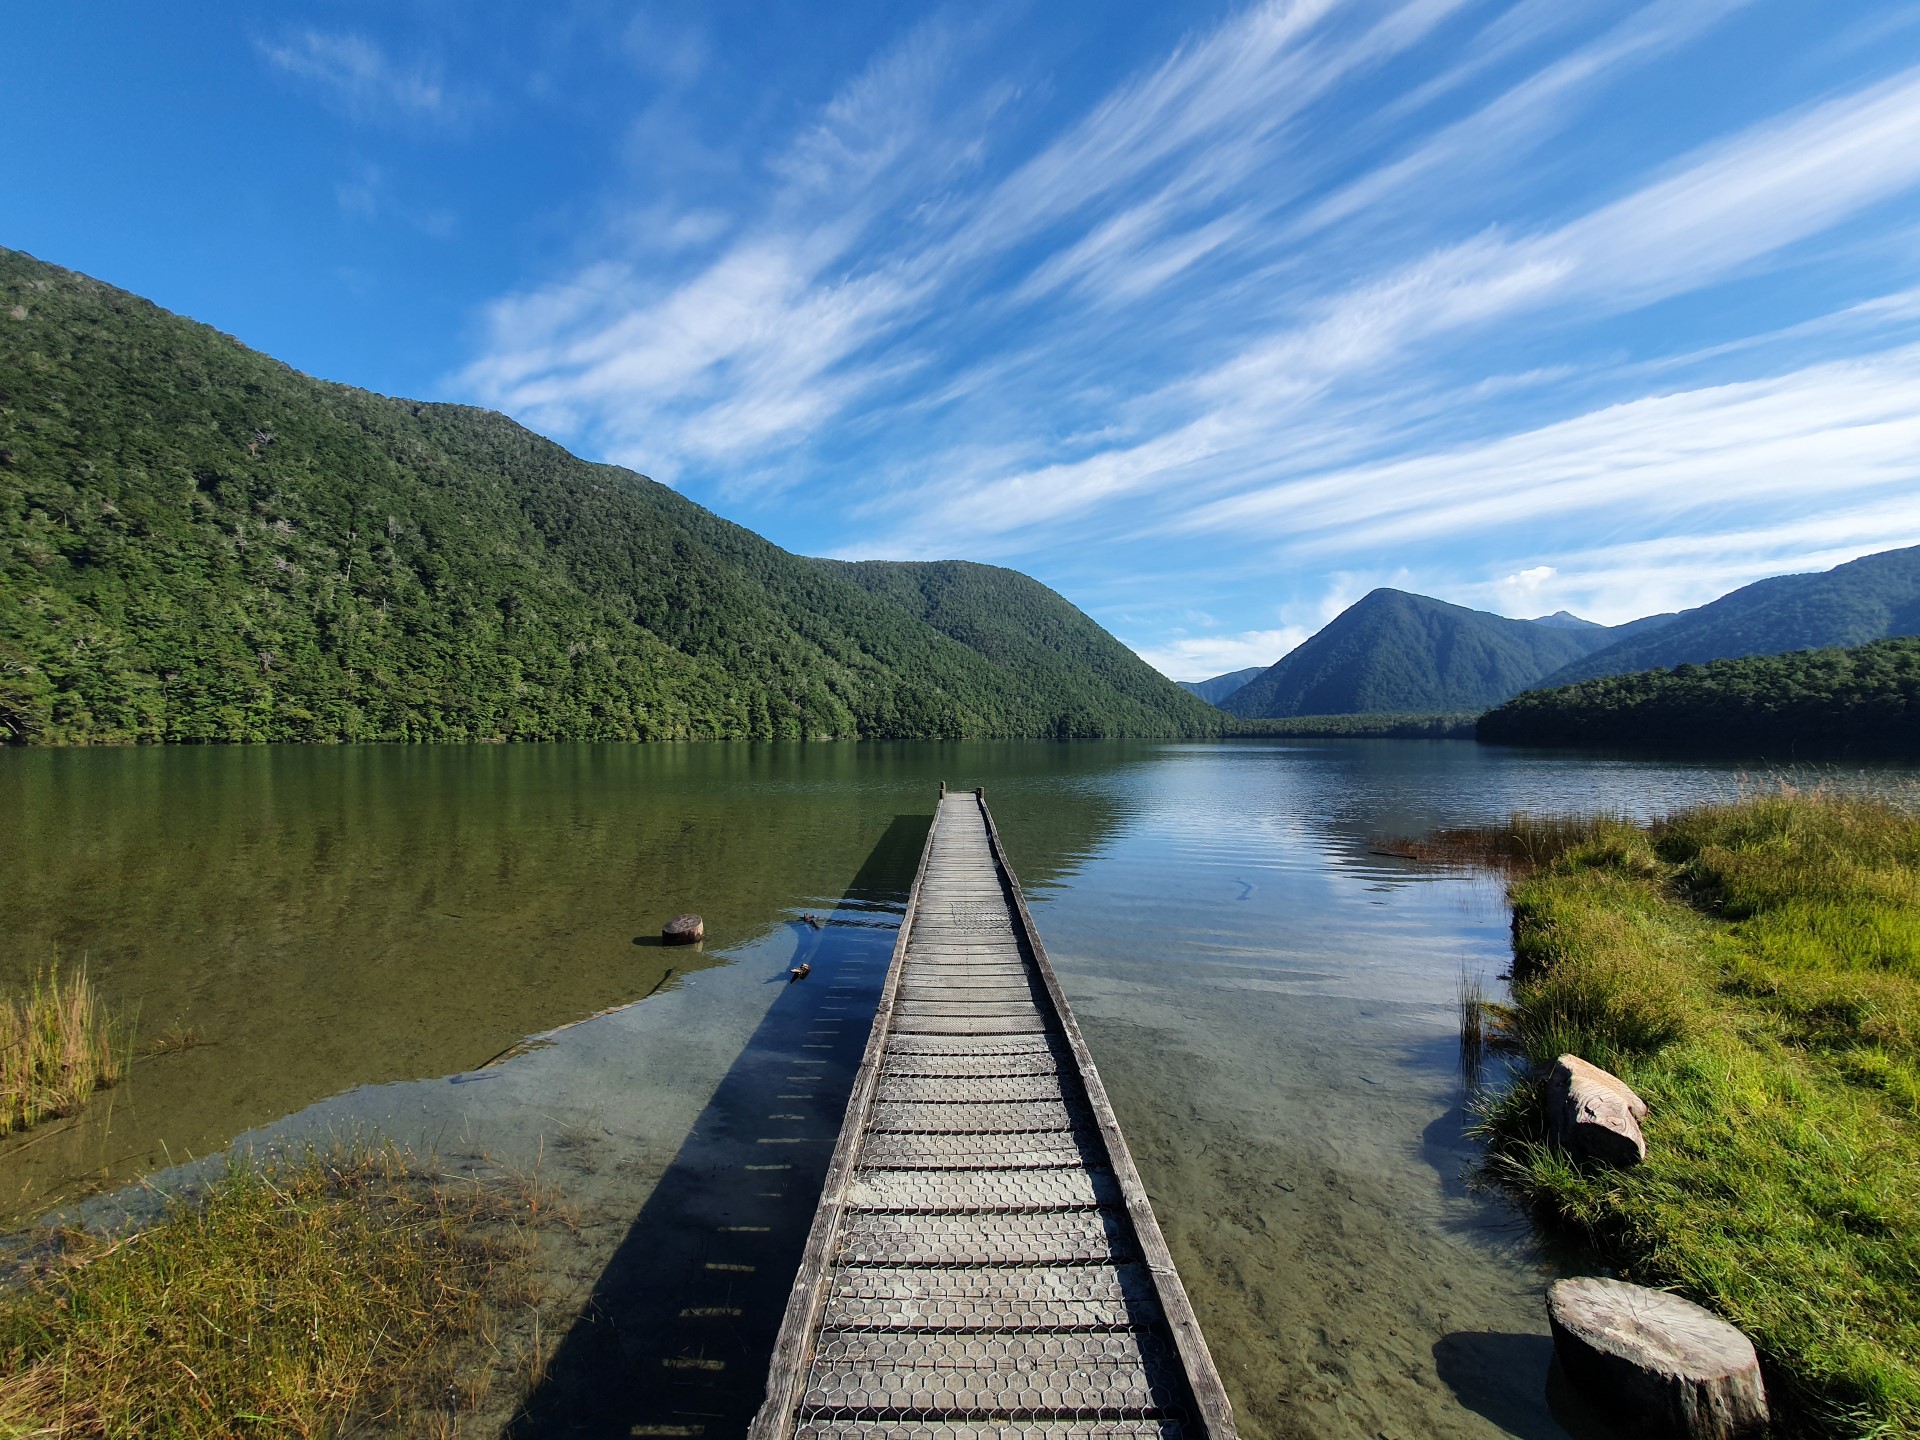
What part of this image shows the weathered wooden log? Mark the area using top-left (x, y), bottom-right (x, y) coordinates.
top-left (1549, 1278), bottom-right (1769, 1438)
top-left (662, 913), bottom-right (704, 945)
top-left (1550, 1053), bottom-right (1648, 1165)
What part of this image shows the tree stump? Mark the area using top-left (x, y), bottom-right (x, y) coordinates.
top-left (662, 913), bottom-right (704, 946)
top-left (1548, 1278), bottom-right (1769, 1438)
top-left (1550, 1054), bottom-right (1648, 1166)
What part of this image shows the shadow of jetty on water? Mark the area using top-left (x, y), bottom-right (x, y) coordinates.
top-left (506, 814), bottom-right (930, 1440)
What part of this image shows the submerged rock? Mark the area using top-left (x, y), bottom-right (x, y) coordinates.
top-left (1549, 1277), bottom-right (1769, 1438)
top-left (1550, 1053), bottom-right (1647, 1166)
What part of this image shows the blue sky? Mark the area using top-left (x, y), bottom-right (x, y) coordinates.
top-left (10, 2), bottom-right (1920, 679)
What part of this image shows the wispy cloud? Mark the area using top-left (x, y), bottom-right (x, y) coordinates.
top-left (863, 61), bottom-right (1920, 557)
top-left (259, 30), bottom-right (465, 127)
top-left (452, 1), bottom-right (1920, 656)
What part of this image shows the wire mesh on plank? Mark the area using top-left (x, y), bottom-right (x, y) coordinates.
top-left (820, 1261), bottom-right (1165, 1333)
top-left (892, 1016), bottom-right (1052, 1036)
top-left (876, 1075), bottom-right (1072, 1106)
top-left (869, 1100), bottom-right (1086, 1133)
top-left (860, 1130), bottom-right (1092, 1170)
top-left (795, 1422), bottom-right (1186, 1440)
top-left (798, 1326), bottom-right (1185, 1418)
top-left (833, 1206), bottom-right (1133, 1267)
top-left (846, 1167), bottom-right (1120, 1212)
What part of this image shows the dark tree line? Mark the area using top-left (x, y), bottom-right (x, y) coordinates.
top-left (1477, 637), bottom-right (1920, 758)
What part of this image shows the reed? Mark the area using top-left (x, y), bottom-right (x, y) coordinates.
top-left (0, 966), bottom-right (125, 1137)
top-left (1456, 966), bottom-right (1487, 1082)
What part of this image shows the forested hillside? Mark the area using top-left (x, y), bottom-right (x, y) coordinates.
top-left (1479, 637), bottom-right (1920, 756)
top-left (1537, 546), bottom-right (1920, 687)
top-left (0, 249), bottom-right (1216, 744)
top-left (831, 560), bottom-right (1217, 738)
top-left (1177, 666), bottom-right (1264, 705)
top-left (1222, 588), bottom-right (1612, 718)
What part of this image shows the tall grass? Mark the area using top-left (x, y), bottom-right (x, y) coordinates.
top-left (1, 966), bottom-right (125, 1137)
top-left (0, 1143), bottom-right (561, 1437)
top-left (1458, 790), bottom-right (1920, 1437)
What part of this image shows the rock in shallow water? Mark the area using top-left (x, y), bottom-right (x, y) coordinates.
top-left (1549, 1277), bottom-right (1769, 1438)
top-left (1550, 1053), bottom-right (1648, 1166)
top-left (662, 913), bottom-right (704, 945)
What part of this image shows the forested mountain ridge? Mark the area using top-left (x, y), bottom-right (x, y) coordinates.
top-left (1176, 666), bottom-right (1265, 705)
top-left (830, 560), bottom-right (1218, 737)
top-left (0, 248), bottom-right (1217, 743)
top-left (1537, 546), bottom-right (1920, 688)
top-left (1480, 636), bottom-right (1920, 756)
top-left (1221, 588), bottom-right (1614, 718)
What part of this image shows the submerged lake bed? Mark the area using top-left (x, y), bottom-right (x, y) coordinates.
top-left (4, 740), bottom-right (1909, 1437)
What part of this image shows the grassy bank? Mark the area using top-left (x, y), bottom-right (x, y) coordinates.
top-left (1444, 792), bottom-right (1920, 1435)
top-left (2, 968), bottom-right (124, 1137)
top-left (0, 1145), bottom-right (560, 1437)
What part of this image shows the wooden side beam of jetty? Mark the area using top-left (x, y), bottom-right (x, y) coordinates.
top-left (752, 787), bottom-right (1237, 1440)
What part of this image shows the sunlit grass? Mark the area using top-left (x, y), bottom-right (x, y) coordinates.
top-left (0, 1143), bottom-right (564, 1438)
top-left (1461, 790), bottom-right (1920, 1436)
top-left (1, 967), bottom-right (125, 1137)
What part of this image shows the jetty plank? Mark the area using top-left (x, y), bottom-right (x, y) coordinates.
top-left (752, 790), bottom-right (1237, 1440)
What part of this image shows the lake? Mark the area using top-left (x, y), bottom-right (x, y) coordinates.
top-left (3, 740), bottom-right (1908, 1437)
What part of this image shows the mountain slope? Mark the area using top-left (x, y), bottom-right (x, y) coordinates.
top-left (0, 249), bottom-right (1214, 743)
top-left (828, 560), bottom-right (1221, 738)
top-left (1221, 589), bottom-right (1613, 718)
top-left (1177, 666), bottom-right (1266, 705)
top-left (1535, 547), bottom-right (1920, 688)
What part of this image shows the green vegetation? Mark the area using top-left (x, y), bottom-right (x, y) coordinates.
top-left (0, 1145), bottom-right (557, 1437)
top-left (1540, 544), bottom-right (1920, 688)
top-left (1177, 665), bottom-right (1265, 706)
top-left (1479, 636), bottom-right (1920, 757)
top-left (0, 249), bottom-right (1216, 744)
top-left (831, 559), bottom-right (1221, 738)
top-left (1225, 710), bottom-right (1478, 738)
top-left (1221, 588), bottom-right (1612, 719)
top-left (2, 966), bottom-right (123, 1136)
top-left (1452, 793), bottom-right (1920, 1436)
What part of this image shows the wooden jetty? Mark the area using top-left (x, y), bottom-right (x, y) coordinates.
top-left (752, 788), bottom-right (1237, 1440)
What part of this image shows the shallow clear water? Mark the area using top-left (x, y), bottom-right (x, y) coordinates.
top-left (3, 740), bottom-right (1911, 1437)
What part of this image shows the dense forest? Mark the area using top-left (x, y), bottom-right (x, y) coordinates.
top-left (1226, 712), bottom-right (1478, 739)
top-left (0, 249), bottom-right (1218, 744)
top-left (1222, 588), bottom-right (1614, 718)
top-left (1478, 637), bottom-right (1920, 756)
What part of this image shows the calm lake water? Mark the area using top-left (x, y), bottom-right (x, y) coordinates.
top-left (3, 741), bottom-right (1910, 1437)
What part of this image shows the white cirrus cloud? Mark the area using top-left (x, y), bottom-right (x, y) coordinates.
top-left (258, 29), bottom-right (464, 127)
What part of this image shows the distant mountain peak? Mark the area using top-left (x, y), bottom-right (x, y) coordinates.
top-left (1529, 610), bottom-right (1604, 630)
top-left (1221, 588), bottom-right (1617, 718)
top-left (1177, 665), bottom-right (1267, 706)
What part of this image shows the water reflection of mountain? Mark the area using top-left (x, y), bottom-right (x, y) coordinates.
top-left (0, 741), bottom-right (1140, 1219)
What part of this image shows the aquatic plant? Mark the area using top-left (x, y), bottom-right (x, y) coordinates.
top-left (0, 1142), bottom-right (564, 1437)
top-left (1457, 966), bottom-right (1487, 1082)
top-left (0, 965), bottom-right (124, 1136)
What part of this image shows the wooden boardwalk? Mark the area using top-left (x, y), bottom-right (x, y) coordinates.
top-left (752, 788), bottom-right (1236, 1440)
